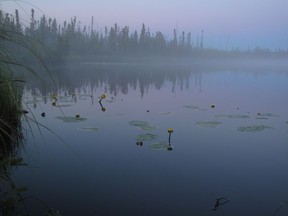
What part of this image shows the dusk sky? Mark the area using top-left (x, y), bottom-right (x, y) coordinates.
top-left (1, 0), bottom-right (288, 50)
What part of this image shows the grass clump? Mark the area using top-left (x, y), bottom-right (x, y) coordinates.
top-left (0, 70), bottom-right (23, 155)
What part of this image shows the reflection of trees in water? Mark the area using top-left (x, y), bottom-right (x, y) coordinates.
top-left (25, 62), bottom-right (202, 97)
top-left (24, 58), bottom-right (287, 98)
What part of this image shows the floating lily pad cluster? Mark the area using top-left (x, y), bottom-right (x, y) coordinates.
top-left (56, 116), bottom-right (87, 123)
top-left (159, 112), bottom-right (174, 116)
top-left (136, 133), bottom-right (158, 141)
top-left (194, 111), bottom-right (279, 132)
top-left (215, 114), bottom-right (250, 119)
top-left (237, 125), bottom-right (274, 132)
top-left (183, 105), bottom-right (206, 111)
top-left (149, 141), bottom-right (170, 150)
top-left (256, 112), bottom-right (279, 119)
top-left (129, 121), bottom-right (174, 151)
top-left (196, 121), bottom-right (222, 128)
top-left (129, 120), bottom-right (157, 131)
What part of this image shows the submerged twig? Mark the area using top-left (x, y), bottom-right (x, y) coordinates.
top-left (212, 197), bottom-right (229, 211)
top-left (272, 201), bottom-right (288, 216)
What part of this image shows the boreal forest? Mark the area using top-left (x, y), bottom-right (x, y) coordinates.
top-left (1, 9), bottom-right (287, 58)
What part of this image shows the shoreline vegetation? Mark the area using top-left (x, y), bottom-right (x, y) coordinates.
top-left (0, 6), bottom-right (62, 216)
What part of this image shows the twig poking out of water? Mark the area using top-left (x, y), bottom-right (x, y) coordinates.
top-left (272, 201), bottom-right (288, 216)
top-left (98, 94), bottom-right (106, 111)
top-left (212, 197), bottom-right (229, 211)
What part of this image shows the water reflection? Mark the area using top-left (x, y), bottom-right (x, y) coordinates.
top-left (98, 94), bottom-right (106, 112)
top-left (18, 61), bottom-right (288, 216)
top-left (25, 62), bottom-right (199, 98)
top-left (24, 59), bottom-right (288, 100)
top-left (167, 128), bottom-right (173, 151)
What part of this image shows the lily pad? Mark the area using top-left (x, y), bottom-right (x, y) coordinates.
top-left (255, 117), bottom-right (269, 120)
top-left (196, 121), bottom-right (222, 128)
top-left (149, 141), bottom-right (170, 150)
top-left (256, 113), bottom-right (279, 117)
top-left (138, 125), bottom-right (157, 131)
top-left (183, 105), bottom-right (200, 110)
top-left (136, 133), bottom-right (158, 141)
top-left (215, 114), bottom-right (250, 119)
top-left (79, 127), bottom-right (99, 132)
top-left (56, 116), bottom-right (87, 123)
top-left (129, 120), bottom-right (149, 127)
top-left (159, 112), bottom-right (174, 116)
top-left (129, 120), bottom-right (156, 131)
top-left (237, 125), bottom-right (274, 132)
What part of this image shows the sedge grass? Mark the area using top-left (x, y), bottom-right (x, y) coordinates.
top-left (0, 7), bottom-right (64, 215)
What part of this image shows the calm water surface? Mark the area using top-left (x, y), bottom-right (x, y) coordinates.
top-left (16, 62), bottom-right (288, 216)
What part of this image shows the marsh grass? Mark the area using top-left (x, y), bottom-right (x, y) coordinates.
top-left (0, 7), bottom-right (64, 215)
top-left (0, 70), bottom-right (23, 155)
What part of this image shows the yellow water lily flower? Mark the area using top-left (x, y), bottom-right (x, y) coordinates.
top-left (50, 94), bottom-right (57, 100)
top-left (167, 128), bottom-right (174, 133)
top-left (100, 94), bottom-right (106, 99)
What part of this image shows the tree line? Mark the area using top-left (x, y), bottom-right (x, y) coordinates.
top-left (1, 9), bottom-right (287, 58)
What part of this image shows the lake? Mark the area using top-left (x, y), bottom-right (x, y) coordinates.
top-left (16, 59), bottom-right (288, 216)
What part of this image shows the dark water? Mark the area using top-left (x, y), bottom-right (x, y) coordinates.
top-left (16, 62), bottom-right (288, 216)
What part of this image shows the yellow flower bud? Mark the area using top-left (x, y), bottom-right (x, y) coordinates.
top-left (167, 128), bottom-right (174, 133)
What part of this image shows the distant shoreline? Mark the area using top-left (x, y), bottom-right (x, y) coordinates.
top-left (62, 55), bottom-right (288, 73)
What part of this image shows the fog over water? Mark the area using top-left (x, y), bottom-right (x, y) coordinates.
top-left (18, 61), bottom-right (288, 216)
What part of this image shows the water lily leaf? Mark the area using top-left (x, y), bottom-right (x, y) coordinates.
top-left (129, 120), bottom-right (156, 131)
top-left (149, 141), bottom-right (170, 150)
top-left (237, 125), bottom-right (274, 132)
top-left (56, 116), bottom-right (87, 123)
top-left (196, 121), bottom-right (222, 128)
top-left (255, 117), bottom-right (269, 120)
top-left (215, 114), bottom-right (250, 119)
top-left (198, 108), bottom-right (207, 111)
top-left (129, 120), bottom-right (149, 127)
top-left (183, 105), bottom-right (200, 110)
top-left (136, 133), bottom-right (158, 141)
top-left (159, 112), bottom-right (174, 116)
top-left (79, 127), bottom-right (98, 132)
top-left (256, 113), bottom-right (279, 117)
top-left (138, 125), bottom-right (157, 131)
